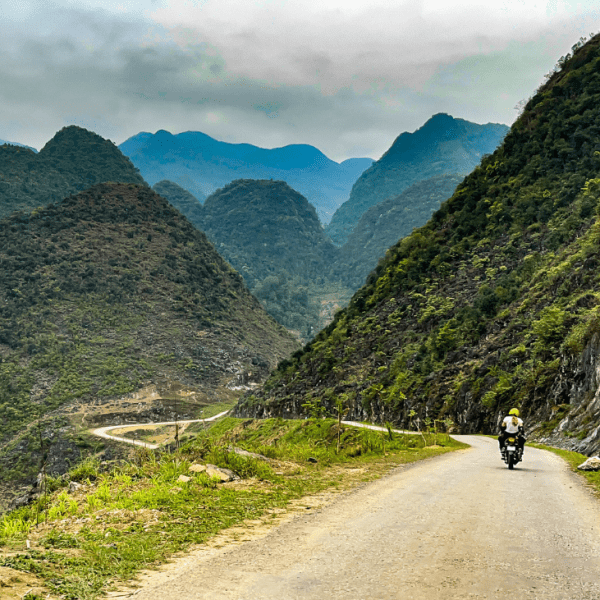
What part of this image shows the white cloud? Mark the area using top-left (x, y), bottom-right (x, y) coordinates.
top-left (1, 0), bottom-right (599, 160)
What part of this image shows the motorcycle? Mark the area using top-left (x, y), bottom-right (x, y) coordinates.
top-left (501, 435), bottom-right (523, 469)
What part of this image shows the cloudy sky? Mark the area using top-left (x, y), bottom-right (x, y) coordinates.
top-left (2, 0), bottom-right (600, 161)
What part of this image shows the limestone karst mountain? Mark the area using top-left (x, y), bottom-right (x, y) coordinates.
top-left (0, 182), bottom-right (297, 509)
top-left (235, 34), bottom-right (600, 456)
top-left (152, 179), bottom-right (205, 226)
top-left (337, 174), bottom-right (464, 289)
top-left (197, 179), bottom-right (346, 339)
top-left (325, 114), bottom-right (509, 246)
top-left (0, 126), bottom-right (146, 218)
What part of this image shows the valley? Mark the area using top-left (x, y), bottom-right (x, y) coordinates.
top-left (2, 28), bottom-right (600, 600)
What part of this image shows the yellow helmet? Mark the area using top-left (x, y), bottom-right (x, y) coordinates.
top-left (509, 408), bottom-right (520, 416)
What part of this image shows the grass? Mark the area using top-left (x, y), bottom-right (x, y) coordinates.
top-left (0, 417), bottom-right (467, 599)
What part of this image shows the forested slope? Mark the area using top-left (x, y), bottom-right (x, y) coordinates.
top-left (236, 35), bottom-right (600, 456)
top-left (198, 179), bottom-right (346, 339)
top-left (0, 126), bottom-right (146, 218)
top-left (0, 182), bottom-right (297, 508)
top-left (337, 174), bottom-right (464, 289)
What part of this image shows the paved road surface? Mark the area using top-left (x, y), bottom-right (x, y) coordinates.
top-left (126, 435), bottom-right (600, 600)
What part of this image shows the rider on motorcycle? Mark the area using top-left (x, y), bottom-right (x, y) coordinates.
top-left (498, 408), bottom-right (525, 454)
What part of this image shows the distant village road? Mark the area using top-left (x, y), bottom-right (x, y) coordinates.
top-left (91, 411), bottom-right (230, 449)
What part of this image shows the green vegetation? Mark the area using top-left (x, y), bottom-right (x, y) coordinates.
top-left (325, 114), bottom-right (509, 246)
top-left (0, 417), bottom-right (465, 599)
top-left (236, 34), bottom-right (600, 452)
top-left (119, 129), bottom-right (373, 224)
top-left (0, 126), bottom-right (146, 219)
top-left (197, 179), bottom-right (351, 339)
top-left (152, 180), bottom-right (205, 222)
top-left (337, 174), bottom-right (464, 289)
top-left (0, 182), bottom-right (297, 507)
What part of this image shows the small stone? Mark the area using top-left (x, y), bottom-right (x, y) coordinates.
top-left (227, 446), bottom-right (271, 461)
top-left (205, 465), bottom-right (238, 482)
top-left (188, 463), bottom-right (207, 473)
top-left (578, 456), bottom-right (600, 471)
top-left (69, 481), bottom-right (82, 493)
top-left (177, 474), bottom-right (192, 483)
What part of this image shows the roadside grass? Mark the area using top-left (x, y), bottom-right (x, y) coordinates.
top-left (0, 418), bottom-right (467, 599)
top-left (527, 443), bottom-right (600, 495)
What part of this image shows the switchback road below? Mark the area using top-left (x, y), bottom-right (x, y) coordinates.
top-left (124, 435), bottom-right (600, 600)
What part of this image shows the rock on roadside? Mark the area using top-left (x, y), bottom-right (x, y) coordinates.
top-left (577, 456), bottom-right (600, 471)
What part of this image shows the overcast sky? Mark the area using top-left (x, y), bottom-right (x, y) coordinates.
top-left (2, 0), bottom-right (600, 161)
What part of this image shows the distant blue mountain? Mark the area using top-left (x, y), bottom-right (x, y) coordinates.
top-left (325, 114), bottom-right (510, 245)
top-left (119, 130), bottom-right (373, 224)
top-left (0, 139), bottom-right (38, 153)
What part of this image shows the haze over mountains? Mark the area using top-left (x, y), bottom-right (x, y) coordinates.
top-left (236, 34), bottom-right (600, 457)
top-left (118, 130), bottom-right (374, 223)
top-left (0, 139), bottom-right (37, 153)
top-left (181, 179), bottom-right (345, 339)
top-left (336, 173), bottom-right (465, 290)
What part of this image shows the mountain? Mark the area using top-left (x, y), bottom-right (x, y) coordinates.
top-left (337, 174), bottom-right (464, 289)
top-left (235, 34), bottom-right (600, 456)
top-left (152, 179), bottom-right (205, 225)
top-left (196, 179), bottom-right (347, 339)
top-left (0, 182), bottom-right (298, 509)
top-left (0, 139), bottom-right (38, 153)
top-left (325, 114), bottom-right (509, 246)
top-left (0, 126), bottom-right (146, 219)
top-left (118, 130), bottom-right (373, 223)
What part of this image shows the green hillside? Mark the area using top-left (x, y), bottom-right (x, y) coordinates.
top-left (0, 182), bottom-right (297, 509)
top-left (325, 114), bottom-right (508, 246)
top-left (196, 179), bottom-right (348, 339)
top-left (119, 130), bottom-right (373, 223)
top-left (0, 126), bottom-right (146, 219)
top-left (337, 174), bottom-right (464, 289)
top-left (152, 179), bottom-right (205, 225)
top-left (235, 35), bottom-right (600, 456)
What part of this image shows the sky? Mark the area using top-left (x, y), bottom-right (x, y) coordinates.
top-left (2, 0), bottom-right (600, 162)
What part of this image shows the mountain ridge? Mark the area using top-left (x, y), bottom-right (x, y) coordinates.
top-left (119, 130), bottom-right (373, 223)
top-left (0, 181), bottom-right (297, 509)
top-left (0, 126), bottom-right (146, 219)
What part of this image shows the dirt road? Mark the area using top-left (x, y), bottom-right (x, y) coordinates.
top-left (126, 435), bottom-right (600, 599)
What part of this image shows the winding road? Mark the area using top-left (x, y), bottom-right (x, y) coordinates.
top-left (123, 435), bottom-right (600, 599)
top-left (92, 411), bottom-right (231, 449)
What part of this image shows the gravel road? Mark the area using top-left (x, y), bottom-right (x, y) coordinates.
top-left (127, 436), bottom-right (600, 599)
